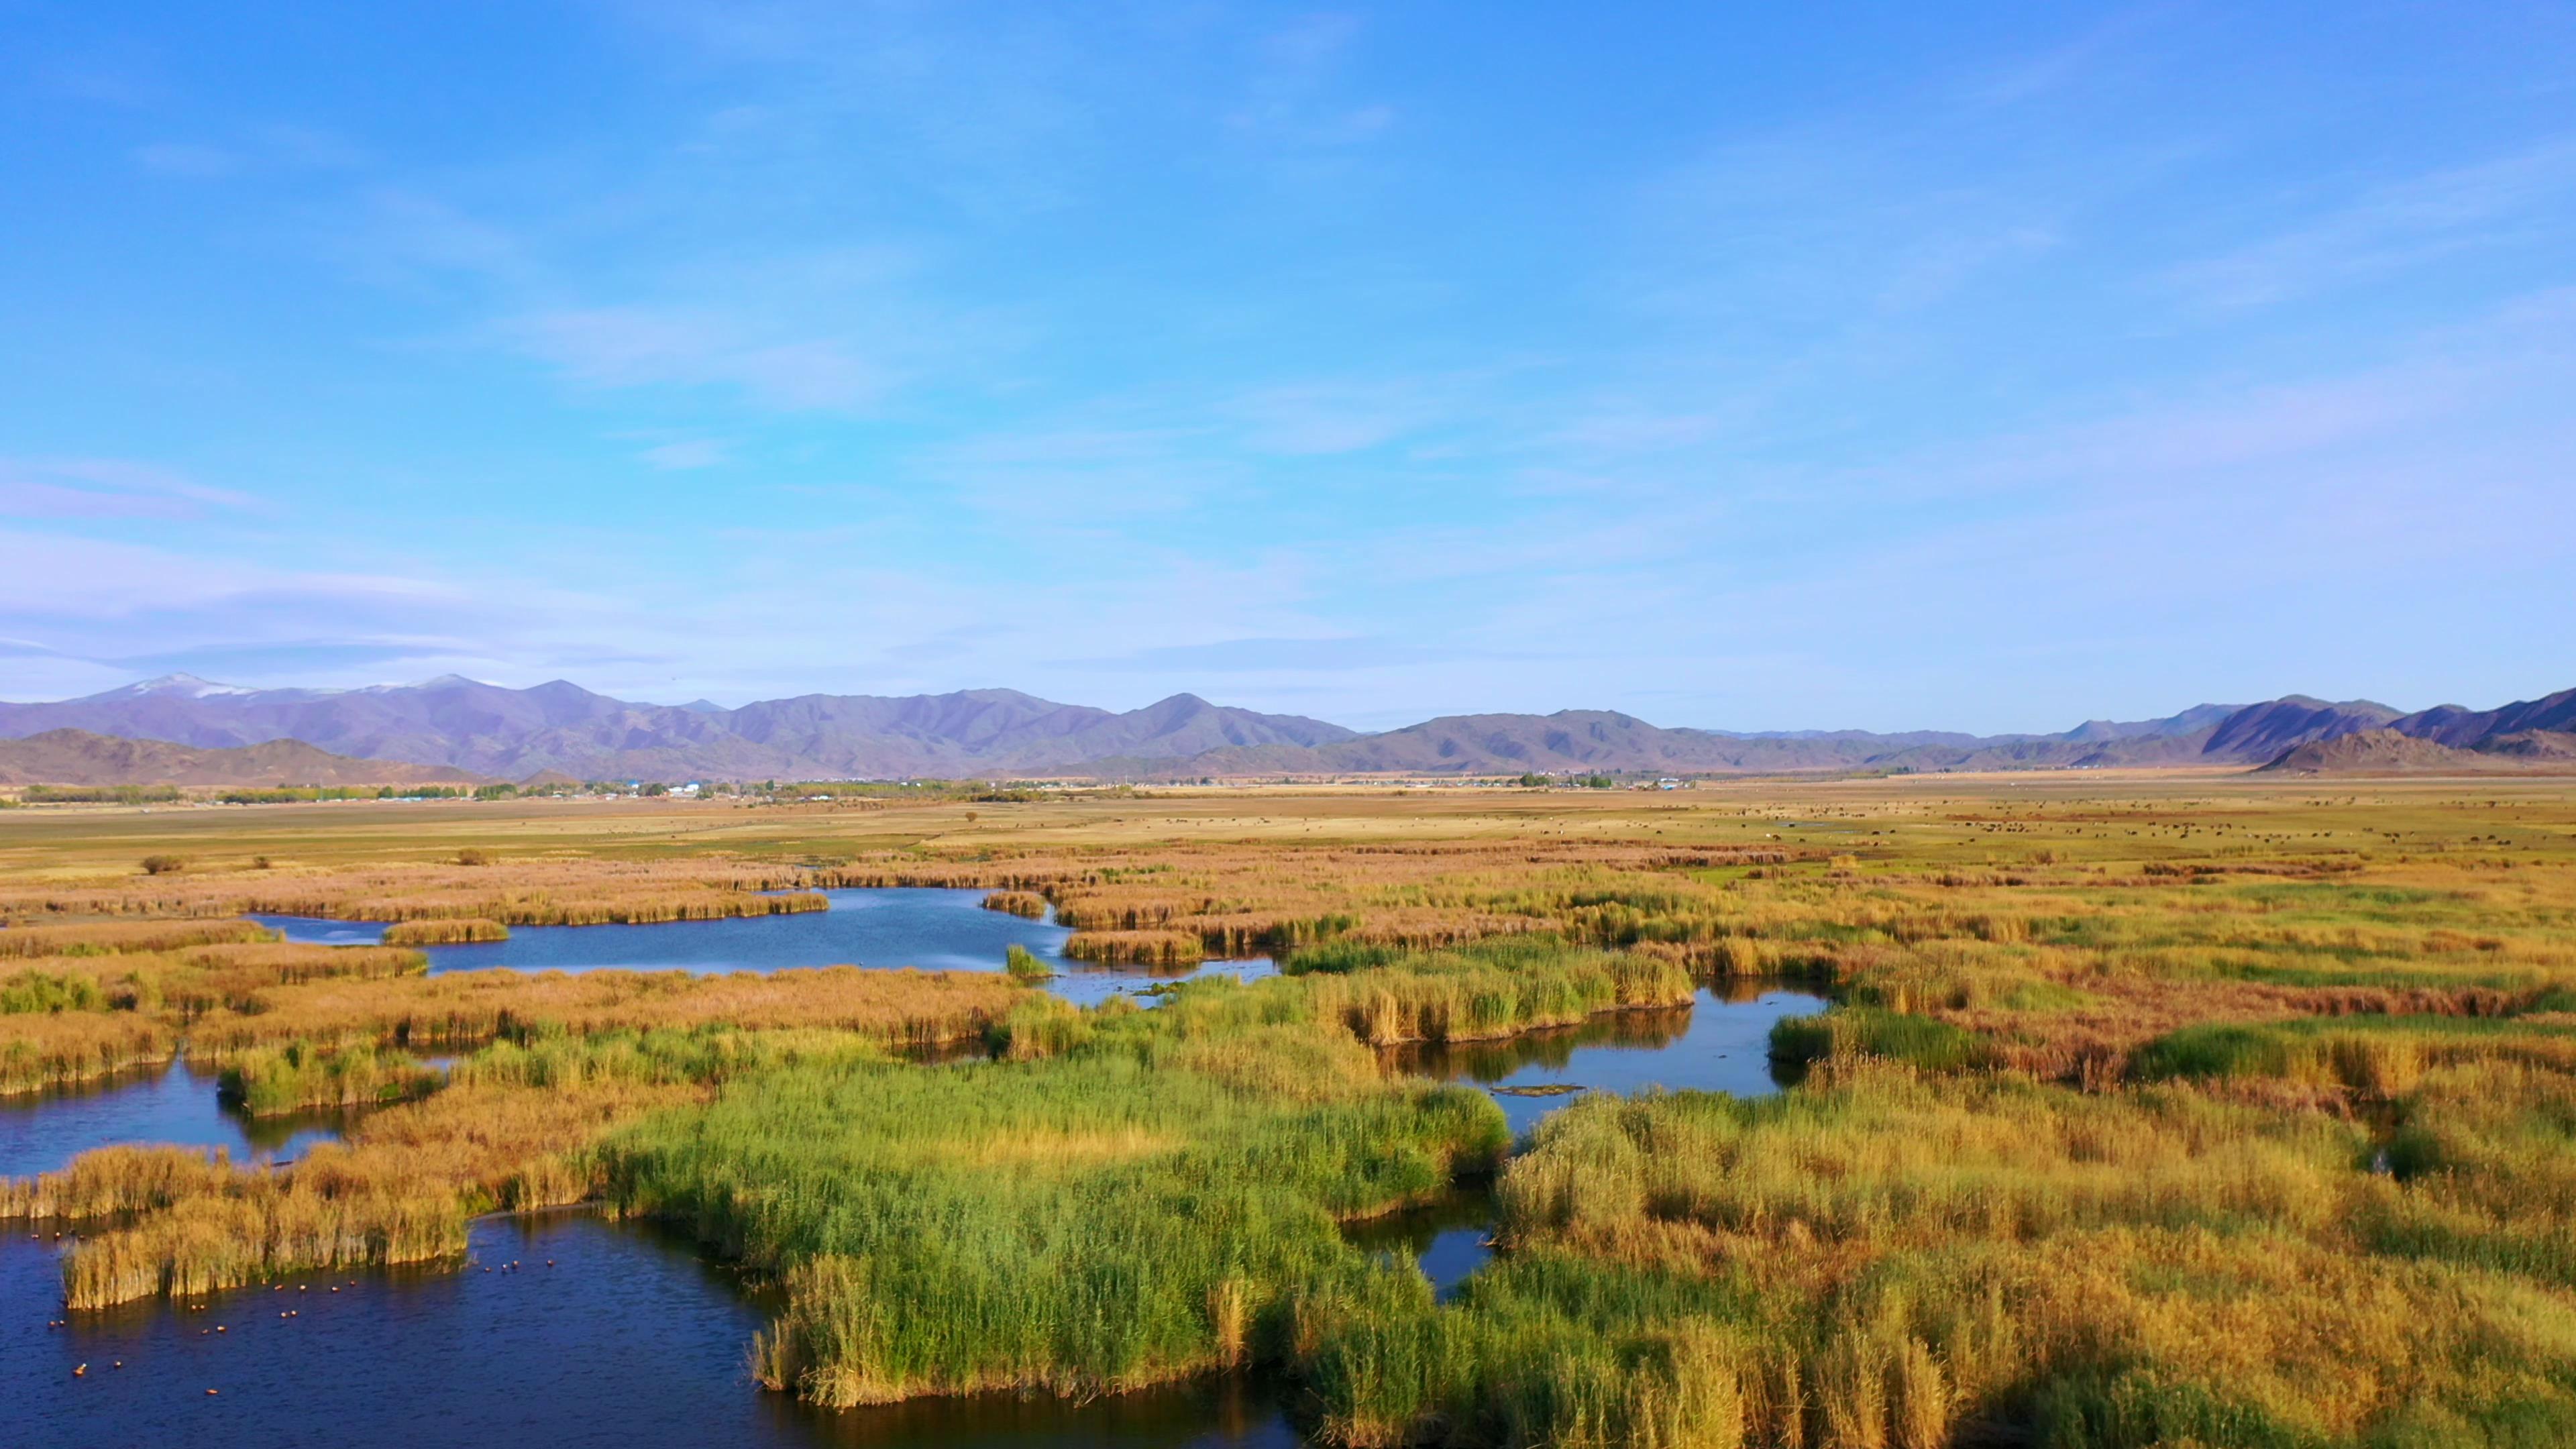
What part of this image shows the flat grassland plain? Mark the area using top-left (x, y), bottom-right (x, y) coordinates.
top-left (6, 773), bottom-right (2576, 1448)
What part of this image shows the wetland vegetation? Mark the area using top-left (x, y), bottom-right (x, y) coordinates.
top-left (7, 778), bottom-right (2576, 1445)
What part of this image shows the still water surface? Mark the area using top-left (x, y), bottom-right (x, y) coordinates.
top-left (1342, 1186), bottom-right (1499, 1301)
top-left (1393, 983), bottom-right (1827, 1135)
top-left (4, 1212), bottom-right (1302, 1449)
top-left (252, 888), bottom-right (1275, 1007)
top-left (1, 1061), bottom-right (349, 1181)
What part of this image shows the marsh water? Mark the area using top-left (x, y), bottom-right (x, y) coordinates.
top-left (13, 893), bottom-right (1826, 1446)
top-left (250, 887), bottom-right (1277, 1008)
top-left (3, 1212), bottom-right (1301, 1449)
top-left (1340, 1185), bottom-right (1500, 1301)
top-left (1393, 983), bottom-right (1827, 1135)
top-left (1, 1061), bottom-right (349, 1181)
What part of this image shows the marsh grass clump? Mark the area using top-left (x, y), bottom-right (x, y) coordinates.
top-left (1002, 943), bottom-right (1056, 982)
top-left (382, 918), bottom-right (509, 946)
top-left (8, 941), bottom-right (427, 1022)
top-left (982, 890), bottom-right (1051, 919)
top-left (1064, 929), bottom-right (1205, 966)
top-left (1768, 1006), bottom-right (1992, 1077)
top-left (1291, 938), bottom-right (1697, 1046)
top-left (608, 990), bottom-right (1508, 1408)
top-left (0, 1011), bottom-right (172, 1093)
top-left (182, 965), bottom-right (1020, 1059)
top-left (0, 970), bottom-right (109, 1014)
top-left (216, 1041), bottom-right (441, 1114)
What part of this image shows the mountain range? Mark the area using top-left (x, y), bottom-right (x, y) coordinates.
top-left (0, 674), bottom-right (2570, 782)
top-left (0, 728), bottom-right (481, 788)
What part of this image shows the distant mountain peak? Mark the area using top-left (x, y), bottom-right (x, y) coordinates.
top-left (113, 673), bottom-right (257, 698)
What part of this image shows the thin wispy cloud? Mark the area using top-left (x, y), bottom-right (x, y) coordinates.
top-left (0, 459), bottom-right (257, 521)
top-left (2169, 137), bottom-right (2576, 309)
top-left (4, 4), bottom-right (2571, 731)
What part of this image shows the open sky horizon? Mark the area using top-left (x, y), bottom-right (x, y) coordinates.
top-left (5, 3), bottom-right (2571, 734)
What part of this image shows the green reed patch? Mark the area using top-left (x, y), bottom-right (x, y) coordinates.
top-left (605, 989), bottom-right (1506, 1408)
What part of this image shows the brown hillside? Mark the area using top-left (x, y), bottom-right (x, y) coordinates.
top-left (2257, 729), bottom-right (2565, 776)
top-left (0, 729), bottom-right (486, 788)
top-left (2477, 730), bottom-right (2576, 761)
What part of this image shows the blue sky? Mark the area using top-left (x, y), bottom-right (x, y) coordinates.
top-left (3, 2), bottom-right (2571, 732)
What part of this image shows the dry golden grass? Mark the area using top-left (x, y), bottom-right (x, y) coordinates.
top-left (2, 941), bottom-right (425, 1022)
top-left (0, 916), bottom-right (274, 957)
top-left (182, 965), bottom-right (1023, 1059)
top-left (1063, 928), bottom-right (1205, 965)
top-left (0, 855), bottom-right (826, 926)
top-left (382, 917), bottom-right (508, 945)
top-left (0, 1011), bottom-right (172, 1093)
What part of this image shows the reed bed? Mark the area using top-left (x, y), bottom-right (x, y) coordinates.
top-left (0, 1010), bottom-right (172, 1093)
top-left (382, 917), bottom-right (509, 945)
top-left (0, 916), bottom-right (276, 958)
top-left (980, 890), bottom-right (1051, 918)
top-left (1305, 1060), bottom-right (2576, 1447)
top-left (180, 965), bottom-right (1021, 1061)
top-left (606, 992), bottom-right (1507, 1409)
top-left (2, 941), bottom-right (426, 1019)
top-left (1285, 937), bottom-right (1697, 1046)
top-left (217, 1041), bottom-right (442, 1115)
top-left (1063, 929), bottom-right (1205, 965)
top-left (0, 857), bottom-right (830, 928)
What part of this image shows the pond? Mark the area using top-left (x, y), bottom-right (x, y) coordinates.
top-left (1389, 983), bottom-right (1827, 1136)
top-left (1, 1061), bottom-right (349, 1181)
top-left (253, 888), bottom-right (1277, 1008)
top-left (4, 1212), bottom-right (1300, 1449)
top-left (1340, 1185), bottom-right (1499, 1301)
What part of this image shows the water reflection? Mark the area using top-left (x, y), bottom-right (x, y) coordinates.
top-left (1341, 1186), bottom-right (1497, 1301)
top-left (246, 913), bottom-right (391, 946)
top-left (795, 1372), bottom-right (1299, 1449)
top-left (1391, 983), bottom-right (1827, 1135)
top-left (1, 1061), bottom-right (349, 1181)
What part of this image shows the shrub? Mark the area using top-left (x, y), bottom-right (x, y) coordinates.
top-left (1004, 944), bottom-right (1057, 982)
